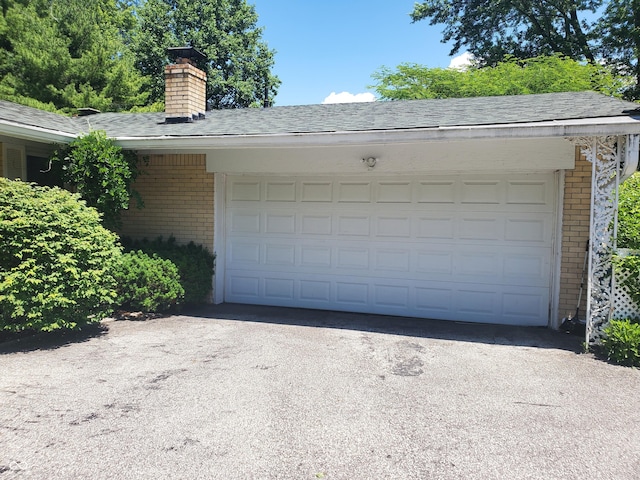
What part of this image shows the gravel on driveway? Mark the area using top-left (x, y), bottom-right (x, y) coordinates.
top-left (1, 304), bottom-right (639, 480)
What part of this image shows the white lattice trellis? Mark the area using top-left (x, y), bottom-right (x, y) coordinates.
top-left (613, 268), bottom-right (640, 320)
top-left (613, 249), bottom-right (640, 320)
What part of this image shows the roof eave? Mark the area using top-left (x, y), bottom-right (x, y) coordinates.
top-left (112, 116), bottom-right (640, 150)
top-left (2, 115), bottom-right (640, 150)
top-left (0, 120), bottom-right (77, 144)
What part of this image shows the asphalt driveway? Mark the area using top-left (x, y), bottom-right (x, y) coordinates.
top-left (1, 304), bottom-right (639, 479)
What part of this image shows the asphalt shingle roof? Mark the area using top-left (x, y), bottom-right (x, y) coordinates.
top-left (0, 100), bottom-right (79, 135)
top-left (2, 91), bottom-right (639, 140)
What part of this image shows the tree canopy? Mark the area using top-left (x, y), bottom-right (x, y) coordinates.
top-left (411, 0), bottom-right (640, 100)
top-left (0, 0), bottom-right (147, 113)
top-left (130, 0), bottom-right (280, 109)
top-left (0, 0), bottom-right (280, 112)
top-left (371, 55), bottom-right (626, 100)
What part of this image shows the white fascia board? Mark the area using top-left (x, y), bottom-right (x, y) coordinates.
top-left (0, 120), bottom-right (76, 144)
top-left (112, 116), bottom-right (640, 151)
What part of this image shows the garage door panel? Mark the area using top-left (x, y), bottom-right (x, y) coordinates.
top-left (229, 211), bottom-right (260, 233)
top-left (336, 281), bottom-right (369, 305)
top-left (301, 214), bottom-right (332, 235)
top-left (337, 248), bottom-right (369, 270)
top-left (504, 217), bottom-right (547, 242)
top-left (337, 215), bottom-right (370, 236)
top-left (338, 182), bottom-right (372, 202)
top-left (229, 242), bottom-right (261, 265)
top-left (265, 213), bottom-right (295, 234)
top-left (301, 182), bottom-right (333, 202)
top-left (264, 277), bottom-right (295, 300)
top-left (502, 291), bottom-right (547, 320)
top-left (225, 174), bottom-right (556, 326)
top-left (417, 216), bottom-right (455, 239)
top-left (504, 254), bottom-right (546, 280)
top-left (507, 180), bottom-right (550, 205)
top-left (264, 244), bottom-right (296, 266)
top-left (375, 216), bottom-right (412, 238)
top-left (415, 286), bottom-right (453, 313)
top-left (228, 275), bottom-right (260, 298)
top-left (374, 249), bottom-right (411, 272)
top-left (300, 245), bottom-right (332, 268)
top-left (416, 251), bottom-right (453, 275)
top-left (456, 287), bottom-right (496, 315)
top-left (417, 181), bottom-right (456, 203)
top-left (229, 181), bottom-right (260, 201)
top-left (457, 252), bottom-right (499, 276)
top-left (460, 217), bottom-right (501, 240)
top-left (265, 181), bottom-right (296, 202)
top-left (300, 280), bottom-right (331, 302)
top-left (374, 284), bottom-right (411, 308)
top-left (375, 182), bottom-right (412, 203)
top-left (461, 180), bottom-right (502, 204)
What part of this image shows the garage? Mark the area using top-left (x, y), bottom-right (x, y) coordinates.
top-left (223, 172), bottom-right (557, 326)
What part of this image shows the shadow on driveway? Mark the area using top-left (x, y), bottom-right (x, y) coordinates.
top-left (0, 303), bottom-right (584, 354)
top-left (184, 303), bottom-right (584, 353)
top-left (0, 323), bottom-right (108, 354)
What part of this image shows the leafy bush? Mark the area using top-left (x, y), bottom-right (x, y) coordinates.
top-left (618, 172), bottom-right (640, 250)
top-left (112, 251), bottom-right (184, 312)
top-left (601, 319), bottom-right (640, 367)
top-left (50, 131), bottom-right (144, 230)
top-left (121, 237), bottom-right (214, 304)
top-left (0, 179), bottom-right (121, 332)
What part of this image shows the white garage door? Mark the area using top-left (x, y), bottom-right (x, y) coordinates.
top-left (224, 174), bottom-right (556, 326)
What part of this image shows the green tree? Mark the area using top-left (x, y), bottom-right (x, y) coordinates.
top-left (51, 131), bottom-right (143, 230)
top-left (411, 1), bottom-right (600, 64)
top-left (130, 0), bottom-right (280, 109)
top-left (0, 0), bottom-right (147, 112)
top-left (410, 1), bottom-right (640, 100)
top-left (596, 0), bottom-right (640, 100)
top-left (371, 55), bottom-right (624, 100)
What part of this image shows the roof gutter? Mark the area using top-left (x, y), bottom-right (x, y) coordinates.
top-left (111, 116), bottom-right (640, 150)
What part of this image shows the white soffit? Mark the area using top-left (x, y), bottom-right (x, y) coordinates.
top-left (205, 137), bottom-right (576, 175)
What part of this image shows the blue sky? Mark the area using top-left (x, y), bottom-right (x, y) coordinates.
top-left (251, 0), bottom-right (462, 106)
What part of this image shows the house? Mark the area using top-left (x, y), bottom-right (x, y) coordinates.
top-left (1, 54), bottom-right (640, 342)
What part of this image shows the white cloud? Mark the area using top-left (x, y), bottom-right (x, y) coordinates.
top-left (448, 52), bottom-right (475, 70)
top-left (322, 91), bottom-right (376, 104)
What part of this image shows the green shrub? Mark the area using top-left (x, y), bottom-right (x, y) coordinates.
top-left (601, 319), bottom-right (640, 367)
top-left (50, 131), bottom-right (144, 230)
top-left (618, 172), bottom-right (640, 249)
top-left (0, 178), bottom-right (121, 332)
top-left (113, 251), bottom-right (184, 312)
top-left (121, 237), bottom-right (214, 304)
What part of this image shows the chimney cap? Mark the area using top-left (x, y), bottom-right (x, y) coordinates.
top-left (167, 46), bottom-right (207, 63)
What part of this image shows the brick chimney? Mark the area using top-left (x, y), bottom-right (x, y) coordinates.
top-left (165, 47), bottom-right (207, 123)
